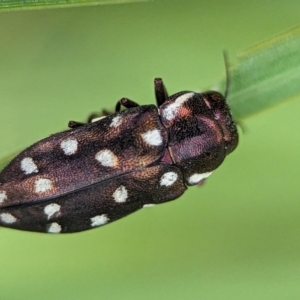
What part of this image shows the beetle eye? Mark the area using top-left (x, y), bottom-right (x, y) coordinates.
top-left (204, 91), bottom-right (225, 102)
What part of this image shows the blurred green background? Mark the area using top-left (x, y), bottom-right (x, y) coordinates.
top-left (1, 1), bottom-right (300, 299)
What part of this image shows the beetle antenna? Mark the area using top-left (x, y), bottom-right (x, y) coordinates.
top-left (223, 50), bottom-right (230, 100)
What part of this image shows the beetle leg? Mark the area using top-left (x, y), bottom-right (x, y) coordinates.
top-left (115, 98), bottom-right (139, 112)
top-left (87, 109), bottom-right (112, 123)
top-left (68, 120), bottom-right (86, 128)
top-left (68, 109), bottom-right (111, 128)
top-left (68, 99), bottom-right (139, 128)
top-left (154, 78), bottom-right (169, 106)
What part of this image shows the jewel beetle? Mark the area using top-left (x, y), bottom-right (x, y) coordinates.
top-left (0, 78), bottom-right (238, 233)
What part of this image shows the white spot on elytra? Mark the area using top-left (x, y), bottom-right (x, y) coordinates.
top-left (188, 172), bottom-right (212, 185)
top-left (0, 191), bottom-right (7, 204)
top-left (113, 185), bottom-right (128, 203)
top-left (160, 172), bottom-right (178, 187)
top-left (20, 157), bottom-right (38, 175)
top-left (162, 92), bottom-right (194, 121)
top-left (110, 115), bottom-right (122, 128)
top-left (91, 214), bottom-right (109, 227)
top-left (35, 178), bottom-right (53, 193)
top-left (143, 204), bottom-right (155, 208)
top-left (48, 222), bottom-right (62, 233)
top-left (142, 129), bottom-right (163, 146)
top-left (44, 203), bottom-right (61, 219)
top-left (61, 139), bottom-right (78, 155)
top-left (95, 149), bottom-right (118, 167)
top-left (0, 213), bottom-right (17, 224)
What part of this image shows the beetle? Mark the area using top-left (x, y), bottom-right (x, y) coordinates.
top-left (0, 78), bottom-right (238, 233)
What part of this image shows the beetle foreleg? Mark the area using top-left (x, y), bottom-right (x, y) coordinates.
top-left (154, 78), bottom-right (169, 106)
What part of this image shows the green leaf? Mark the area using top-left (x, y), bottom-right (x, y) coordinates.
top-left (226, 26), bottom-right (300, 120)
top-left (0, 0), bottom-right (150, 12)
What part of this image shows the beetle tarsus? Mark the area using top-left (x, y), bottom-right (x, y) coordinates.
top-left (115, 98), bottom-right (140, 112)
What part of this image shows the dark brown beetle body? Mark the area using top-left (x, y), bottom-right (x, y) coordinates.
top-left (0, 79), bottom-right (238, 233)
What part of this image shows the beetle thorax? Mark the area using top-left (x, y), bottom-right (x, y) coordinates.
top-left (159, 91), bottom-right (238, 185)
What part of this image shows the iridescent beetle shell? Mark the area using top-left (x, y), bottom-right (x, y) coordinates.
top-left (0, 78), bottom-right (238, 233)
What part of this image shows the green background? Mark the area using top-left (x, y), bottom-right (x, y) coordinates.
top-left (1, 1), bottom-right (300, 299)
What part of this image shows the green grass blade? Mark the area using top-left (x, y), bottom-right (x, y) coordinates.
top-left (227, 26), bottom-right (300, 120)
top-left (0, 0), bottom-right (150, 12)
